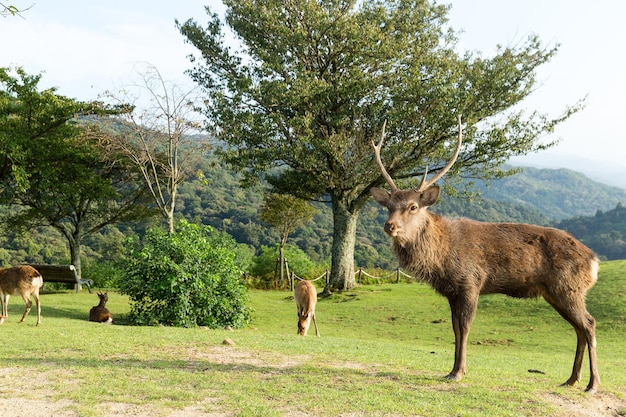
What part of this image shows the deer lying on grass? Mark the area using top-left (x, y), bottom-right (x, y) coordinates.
top-left (294, 280), bottom-right (320, 337)
top-left (0, 265), bottom-right (43, 326)
top-left (89, 292), bottom-right (113, 324)
top-left (370, 116), bottom-right (600, 393)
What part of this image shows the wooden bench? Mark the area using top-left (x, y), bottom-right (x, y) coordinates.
top-left (28, 264), bottom-right (94, 293)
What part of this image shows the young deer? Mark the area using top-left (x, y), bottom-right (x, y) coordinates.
top-left (0, 265), bottom-right (43, 326)
top-left (89, 292), bottom-right (113, 324)
top-left (294, 280), bottom-right (320, 337)
top-left (370, 116), bottom-right (600, 393)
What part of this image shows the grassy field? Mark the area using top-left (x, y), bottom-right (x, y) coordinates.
top-left (1, 261), bottom-right (625, 417)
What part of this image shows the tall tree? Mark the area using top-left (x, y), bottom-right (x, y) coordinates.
top-left (0, 67), bottom-right (153, 276)
top-left (259, 193), bottom-right (317, 284)
top-left (178, 0), bottom-right (582, 290)
top-left (101, 63), bottom-right (208, 234)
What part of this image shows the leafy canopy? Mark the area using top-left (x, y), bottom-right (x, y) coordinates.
top-left (182, 0), bottom-right (583, 291)
top-left (0, 67), bottom-right (89, 191)
top-left (0, 67), bottom-right (153, 274)
top-left (178, 0), bottom-right (581, 209)
top-left (259, 193), bottom-right (317, 244)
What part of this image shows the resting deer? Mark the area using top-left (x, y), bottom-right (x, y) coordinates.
top-left (0, 265), bottom-right (43, 326)
top-left (294, 280), bottom-right (320, 337)
top-left (370, 116), bottom-right (600, 393)
top-left (89, 292), bottom-right (113, 324)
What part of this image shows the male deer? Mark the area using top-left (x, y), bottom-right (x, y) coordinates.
top-left (89, 292), bottom-right (113, 324)
top-left (370, 116), bottom-right (600, 393)
top-left (0, 265), bottom-right (43, 326)
top-left (294, 280), bottom-right (320, 337)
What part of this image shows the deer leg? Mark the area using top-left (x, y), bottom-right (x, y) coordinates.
top-left (33, 291), bottom-right (41, 326)
top-left (18, 296), bottom-right (32, 323)
top-left (562, 329), bottom-right (586, 387)
top-left (544, 295), bottom-right (599, 393)
top-left (311, 313), bottom-right (320, 337)
top-left (585, 320), bottom-right (600, 394)
top-left (446, 295), bottom-right (478, 381)
top-left (0, 295), bottom-right (9, 324)
top-left (566, 309), bottom-right (600, 393)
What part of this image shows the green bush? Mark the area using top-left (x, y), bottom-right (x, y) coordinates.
top-left (119, 220), bottom-right (251, 328)
top-left (82, 261), bottom-right (124, 289)
top-left (248, 244), bottom-right (317, 289)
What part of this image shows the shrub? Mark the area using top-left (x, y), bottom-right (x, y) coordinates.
top-left (248, 244), bottom-right (317, 289)
top-left (82, 261), bottom-right (124, 289)
top-left (119, 220), bottom-right (251, 328)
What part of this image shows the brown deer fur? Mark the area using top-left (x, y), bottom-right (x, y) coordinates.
top-left (294, 280), bottom-right (320, 337)
top-left (370, 117), bottom-right (600, 393)
top-left (0, 265), bottom-right (43, 326)
top-left (89, 292), bottom-right (113, 323)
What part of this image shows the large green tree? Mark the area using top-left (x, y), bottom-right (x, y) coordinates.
top-left (178, 0), bottom-right (582, 290)
top-left (0, 67), bottom-right (153, 276)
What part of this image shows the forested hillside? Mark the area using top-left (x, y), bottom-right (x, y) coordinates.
top-left (556, 203), bottom-right (626, 260)
top-left (2, 152), bottom-right (626, 276)
top-left (475, 166), bottom-right (626, 220)
top-left (177, 155), bottom-right (626, 266)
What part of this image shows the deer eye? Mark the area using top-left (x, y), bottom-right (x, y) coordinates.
top-left (409, 204), bottom-right (419, 212)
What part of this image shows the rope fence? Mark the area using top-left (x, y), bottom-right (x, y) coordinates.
top-left (289, 267), bottom-right (415, 291)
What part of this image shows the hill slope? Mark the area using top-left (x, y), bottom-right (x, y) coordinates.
top-left (475, 166), bottom-right (626, 221)
top-left (4, 156), bottom-right (626, 272)
top-left (556, 203), bottom-right (626, 260)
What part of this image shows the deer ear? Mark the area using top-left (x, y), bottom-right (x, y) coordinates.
top-left (370, 187), bottom-right (391, 207)
top-left (419, 185), bottom-right (440, 207)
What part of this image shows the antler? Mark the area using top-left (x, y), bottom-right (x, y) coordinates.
top-left (372, 120), bottom-right (398, 192)
top-left (416, 115), bottom-right (463, 192)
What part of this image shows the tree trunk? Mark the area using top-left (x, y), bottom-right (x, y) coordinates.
top-left (326, 196), bottom-right (358, 292)
top-left (68, 235), bottom-right (83, 291)
top-left (167, 210), bottom-right (175, 235)
top-left (279, 239), bottom-right (285, 286)
top-left (167, 184), bottom-right (177, 234)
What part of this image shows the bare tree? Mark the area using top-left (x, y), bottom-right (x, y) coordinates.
top-left (102, 63), bottom-right (208, 234)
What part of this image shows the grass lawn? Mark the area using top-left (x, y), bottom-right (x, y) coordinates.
top-left (0, 261), bottom-right (625, 416)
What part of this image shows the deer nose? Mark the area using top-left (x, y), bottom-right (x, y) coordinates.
top-left (384, 222), bottom-right (395, 234)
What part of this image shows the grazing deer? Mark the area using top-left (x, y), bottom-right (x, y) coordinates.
top-left (370, 116), bottom-right (600, 393)
top-left (294, 280), bottom-right (320, 337)
top-left (0, 265), bottom-right (43, 326)
top-left (89, 292), bottom-right (113, 324)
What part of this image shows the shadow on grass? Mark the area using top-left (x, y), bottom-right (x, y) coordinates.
top-left (39, 305), bottom-right (90, 321)
top-left (2, 305), bottom-right (89, 322)
top-left (0, 352), bottom-right (446, 392)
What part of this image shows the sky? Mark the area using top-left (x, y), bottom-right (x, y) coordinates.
top-left (1, 0), bottom-right (625, 175)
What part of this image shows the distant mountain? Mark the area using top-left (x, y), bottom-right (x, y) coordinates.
top-left (510, 153), bottom-right (626, 189)
top-left (474, 166), bottom-right (626, 221)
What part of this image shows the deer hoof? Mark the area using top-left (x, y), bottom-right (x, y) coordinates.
top-left (560, 378), bottom-right (578, 388)
top-left (444, 373), bottom-right (463, 382)
top-left (584, 383), bottom-right (599, 395)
